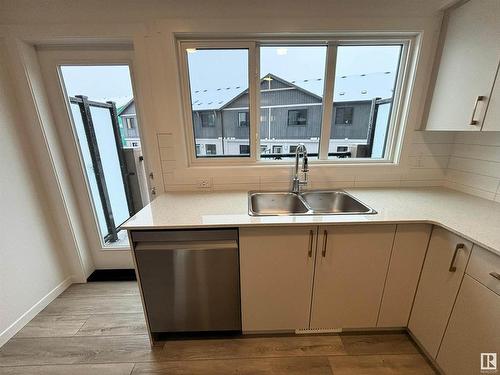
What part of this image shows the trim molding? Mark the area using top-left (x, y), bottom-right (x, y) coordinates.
top-left (0, 276), bottom-right (73, 347)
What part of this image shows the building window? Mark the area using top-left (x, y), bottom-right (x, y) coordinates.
top-left (289, 145), bottom-right (298, 154)
top-left (200, 112), bottom-right (216, 127)
top-left (126, 117), bottom-right (135, 129)
top-left (205, 144), bottom-right (217, 155)
top-left (131, 142), bottom-right (139, 147)
top-left (287, 109), bottom-right (308, 126)
top-left (195, 144), bottom-right (201, 155)
top-left (335, 107), bottom-right (354, 125)
top-left (238, 112), bottom-right (249, 127)
top-left (239, 144), bottom-right (250, 155)
top-left (180, 39), bottom-right (410, 163)
top-left (272, 145), bottom-right (283, 154)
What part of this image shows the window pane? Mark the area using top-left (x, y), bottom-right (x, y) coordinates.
top-left (238, 111), bottom-right (249, 127)
top-left (59, 64), bottom-right (146, 247)
top-left (186, 48), bottom-right (249, 157)
top-left (329, 45), bottom-right (402, 159)
top-left (89, 106), bottom-right (130, 226)
top-left (260, 46), bottom-right (327, 160)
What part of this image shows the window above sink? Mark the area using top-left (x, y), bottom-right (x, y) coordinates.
top-left (178, 35), bottom-right (415, 166)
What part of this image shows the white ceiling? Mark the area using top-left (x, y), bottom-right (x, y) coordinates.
top-left (0, 0), bottom-right (462, 26)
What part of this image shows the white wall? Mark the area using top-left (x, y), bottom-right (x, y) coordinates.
top-left (151, 12), bottom-right (454, 191)
top-left (0, 40), bottom-right (72, 346)
top-left (445, 132), bottom-right (500, 201)
top-left (0, 0), bottom-right (456, 195)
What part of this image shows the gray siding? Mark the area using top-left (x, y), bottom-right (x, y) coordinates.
top-left (261, 78), bottom-right (291, 90)
top-left (227, 91), bottom-right (249, 108)
top-left (192, 110), bottom-right (222, 139)
top-left (192, 83), bottom-right (376, 142)
top-left (331, 101), bottom-right (372, 140)
top-left (222, 110), bottom-right (250, 138)
top-left (119, 102), bottom-right (139, 138)
top-left (260, 106), bottom-right (323, 139)
top-left (120, 101), bottom-right (136, 116)
top-left (260, 89), bottom-right (321, 107)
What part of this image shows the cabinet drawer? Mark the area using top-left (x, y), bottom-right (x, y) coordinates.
top-left (466, 245), bottom-right (500, 296)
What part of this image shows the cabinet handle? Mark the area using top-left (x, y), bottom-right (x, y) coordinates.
top-left (308, 230), bottom-right (314, 258)
top-left (490, 272), bottom-right (500, 281)
top-left (449, 243), bottom-right (465, 272)
top-left (322, 230), bottom-right (328, 257)
top-left (469, 95), bottom-right (485, 125)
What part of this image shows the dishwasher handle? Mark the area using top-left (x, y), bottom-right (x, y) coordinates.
top-left (135, 240), bottom-right (238, 252)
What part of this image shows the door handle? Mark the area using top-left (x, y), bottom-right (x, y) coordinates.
top-left (469, 96), bottom-right (485, 125)
top-left (308, 230), bottom-right (314, 258)
top-left (449, 243), bottom-right (465, 272)
top-left (322, 230), bottom-right (328, 257)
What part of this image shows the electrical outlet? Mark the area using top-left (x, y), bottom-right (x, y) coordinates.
top-left (197, 178), bottom-right (212, 189)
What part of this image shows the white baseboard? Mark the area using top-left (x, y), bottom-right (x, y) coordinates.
top-left (0, 276), bottom-right (73, 347)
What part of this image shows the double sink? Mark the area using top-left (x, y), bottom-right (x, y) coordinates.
top-left (249, 190), bottom-right (377, 216)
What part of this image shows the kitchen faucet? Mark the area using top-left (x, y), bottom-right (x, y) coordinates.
top-left (291, 144), bottom-right (309, 194)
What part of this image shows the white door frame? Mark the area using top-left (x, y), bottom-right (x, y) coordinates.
top-left (38, 46), bottom-right (150, 269)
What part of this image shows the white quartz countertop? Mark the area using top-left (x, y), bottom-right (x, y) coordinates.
top-left (123, 187), bottom-right (500, 256)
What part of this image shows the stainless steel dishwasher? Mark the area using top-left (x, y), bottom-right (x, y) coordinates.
top-left (131, 229), bottom-right (241, 336)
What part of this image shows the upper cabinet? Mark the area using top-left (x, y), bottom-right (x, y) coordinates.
top-left (425, 0), bottom-right (500, 131)
top-left (483, 68), bottom-right (500, 131)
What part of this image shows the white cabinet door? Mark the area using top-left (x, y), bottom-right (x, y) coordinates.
top-left (482, 62), bottom-right (500, 131)
top-left (408, 227), bottom-right (472, 358)
top-left (239, 226), bottom-right (317, 332)
top-left (426, 0), bottom-right (500, 131)
top-left (310, 225), bottom-right (396, 329)
top-left (378, 224), bottom-right (432, 327)
top-left (437, 275), bottom-right (500, 375)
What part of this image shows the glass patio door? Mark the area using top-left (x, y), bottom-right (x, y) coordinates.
top-left (67, 92), bottom-right (133, 243)
top-left (38, 47), bottom-right (150, 268)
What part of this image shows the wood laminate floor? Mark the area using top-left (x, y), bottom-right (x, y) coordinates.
top-left (0, 282), bottom-right (437, 374)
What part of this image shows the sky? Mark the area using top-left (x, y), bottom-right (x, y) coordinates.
top-left (57, 45), bottom-right (402, 107)
top-left (60, 65), bottom-right (134, 107)
top-left (187, 45), bottom-right (401, 92)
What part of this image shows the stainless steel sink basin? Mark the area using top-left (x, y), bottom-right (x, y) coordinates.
top-left (301, 191), bottom-right (374, 214)
top-left (249, 192), bottom-right (309, 215)
top-left (248, 190), bottom-right (376, 216)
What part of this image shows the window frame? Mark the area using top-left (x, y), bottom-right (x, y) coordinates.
top-left (178, 36), bottom-right (414, 166)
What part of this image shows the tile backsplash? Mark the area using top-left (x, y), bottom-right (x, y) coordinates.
top-left (157, 130), bottom-right (457, 192)
top-left (445, 133), bottom-right (500, 202)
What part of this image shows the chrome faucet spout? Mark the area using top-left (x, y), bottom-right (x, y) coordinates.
top-left (291, 144), bottom-right (309, 194)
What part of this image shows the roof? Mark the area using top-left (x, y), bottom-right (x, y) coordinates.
top-left (191, 71), bottom-right (396, 111)
top-left (118, 71), bottom-right (397, 113)
top-left (216, 73), bottom-right (323, 111)
top-left (117, 98), bottom-right (134, 115)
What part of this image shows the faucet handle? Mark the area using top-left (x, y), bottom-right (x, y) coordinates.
top-left (302, 155), bottom-right (309, 172)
